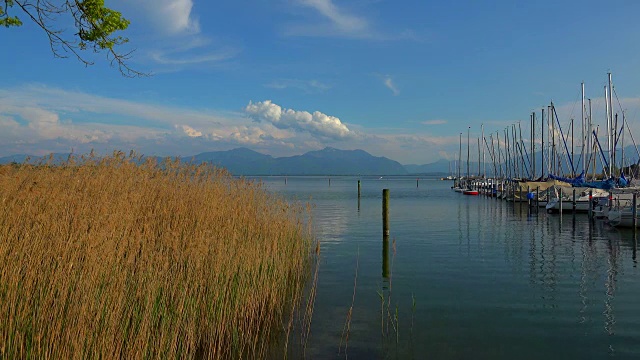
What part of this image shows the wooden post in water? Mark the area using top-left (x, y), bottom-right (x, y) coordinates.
top-left (383, 189), bottom-right (390, 236)
top-left (328, 178), bottom-right (331, 187)
top-left (536, 186), bottom-right (540, 209)
top-left (417, 178), bottom-right (419, 188)
top-left (357, 180), bottom-right (361, 198)
top-left (633, 193), bottom-right (637, 230)
top-left (572, 189), bottom-right (576, 213)
top-left (527, 186), bottom-right (531, 207)
top-left (588, 190), bottom-right (593, 219)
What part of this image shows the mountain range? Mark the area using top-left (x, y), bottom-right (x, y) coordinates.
top-left (4, 145), bottom-right (638, 175)
top-left (0, 147), bottom-right (425, 175)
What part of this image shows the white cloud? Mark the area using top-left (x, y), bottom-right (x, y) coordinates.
top-left (265, 79), bottom-right (331, 93)
top-left (285, 0), bottom-right (371, 38)
top-left (131, 0), bottom-right (200, 35)
top-left (297, 0), bottom-right (368, 33)
top-left (245, 100), bottom-right (352, 139)
top-left (421, 119), bottom-right (447, 125)
top-left (181, 125), bottom-right (203, 137)
top-left (383, 76), bottom-right (399, 96)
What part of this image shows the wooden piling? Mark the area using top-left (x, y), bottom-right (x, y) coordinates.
top-left (588, 190), bottom-right (593, 219)
top-left (383, 189), bottom-right (390, 236)
top-left (572, 189), bottom-right (576, 213)
top-left (536, 186), bottom-right (540, 209)
top-left (417, 178), bottom-right (419, 188)
top-left (357, 180), bottom-right (361, 198)
top-left (527, 186), bottom-right (531, 207)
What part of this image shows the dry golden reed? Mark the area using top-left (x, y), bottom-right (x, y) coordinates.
top-left (0, 151), bottom-right (316, 359)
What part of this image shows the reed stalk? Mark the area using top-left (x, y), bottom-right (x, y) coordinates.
top-left (0, 152), bottom-right (316, 359)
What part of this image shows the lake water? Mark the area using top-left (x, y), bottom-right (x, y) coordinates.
top-left (254, 176), bottom-right (640, 359)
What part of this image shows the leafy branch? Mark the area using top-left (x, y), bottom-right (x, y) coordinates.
top-left (1, 0), bottom-right (148, 77)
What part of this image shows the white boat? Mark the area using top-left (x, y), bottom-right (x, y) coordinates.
top-left (545, 188), bottom-right (609, 213)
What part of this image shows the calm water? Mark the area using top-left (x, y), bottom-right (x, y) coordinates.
top-left (254, 176), bottom-right (640, 359)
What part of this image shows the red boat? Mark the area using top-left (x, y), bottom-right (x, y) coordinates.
top-left (463, 189), bottom-right (479, 196)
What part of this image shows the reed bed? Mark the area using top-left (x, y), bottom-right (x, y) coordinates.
top-left (0, 152), bottom-right (316, 359)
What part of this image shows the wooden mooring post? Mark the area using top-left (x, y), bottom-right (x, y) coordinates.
top-left (417, 178), bottom-right (419, 188)
top-left (588, 190), bottom-right (593, 219)
top-left (383, 189), bottom-right (390, 236)
top-left (357, 180), bottom-right (361, 198)
top-left (527, 186), bottom-right (531, 207)
top-left (536, 186), bottom-right (540, 209)
top-left (572, 189), bottom-right (576, 214)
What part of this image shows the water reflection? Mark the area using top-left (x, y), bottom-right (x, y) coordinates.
top-left (255, 176), bottom-right (640, 359)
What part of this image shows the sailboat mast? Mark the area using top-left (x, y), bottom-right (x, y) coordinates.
top-left (605, 85), bottom-right (611, 176)
top-left (496, 131), bottom-right (503, 179)
top-left (541, 108), bottom-right (545, 179)
top-left (477, 136), bottom-right (481, 177)
top-left (571, 118), bottom-right (574, 177)
top-left (458, 133), bottom-right (462, 180)
top-left (581, 82), bottom-right (585, 173)
top-left (608, 72), bottom-right (614, 175)
top-left (481, 124), bottom-right (485, 177)
top-left (467, 127), bottom-right (470, 180)
top-left (532, 112), bottom-right (536, 180)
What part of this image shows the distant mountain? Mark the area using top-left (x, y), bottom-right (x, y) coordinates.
top-left (0, 147), bottom-right (408, 175)
top-left (274, 147), bottom-right (407, 175)
top-left (193, 147), bottom-right (407, 175)
top-left (404, 159), bottom-right (451, 174)
top-left (190, 147), bottom-right (276, 174)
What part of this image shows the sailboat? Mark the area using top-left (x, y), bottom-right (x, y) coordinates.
top-left (463, 126), bottom-right (479, 195)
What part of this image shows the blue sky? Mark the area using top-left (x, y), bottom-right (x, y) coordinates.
top-left (2, 0), bottom-right (640, 164)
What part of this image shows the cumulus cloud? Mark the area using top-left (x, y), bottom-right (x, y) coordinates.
top-left (181, 125), bottom-right (203, 137)
top-left (245, 100), bottom-right (352, 139)
top-left (383, 76), bottom-right (399, 96)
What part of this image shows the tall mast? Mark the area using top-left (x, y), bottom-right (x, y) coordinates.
top-left (481, 124), bottom-right (485, 177)
top-left (541, 108), bottom-right (545, 178)
top-left (581, 82), bottom-right (585, 173)
top-left (571, 118), bottom-right (574, 177)
top-left (608, 72), bottom-right (614, 176)
top-left (496, 131), bottom-right (503, 179)
top-left (458, 132), bottom-right (462, 180)
top-left (532, 112), bottom-right (536, 180)
top-left (477, 136), bottom-right (481, 177)
top-left (589, 99), bottom-right (594, 179)
top-left (550, 104), bottom-right (556, 174)
top-left (605, 85), bottom-right (611, 176)
top-left (467, 126), bottom-right (470, 180)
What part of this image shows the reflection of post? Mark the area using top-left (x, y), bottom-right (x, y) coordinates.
top-left (383, 189), bottom-right (390, 236)
top-left (382, 234), bottom-right (390, 279)
top-left (633, 193), bottom-right (637, 230)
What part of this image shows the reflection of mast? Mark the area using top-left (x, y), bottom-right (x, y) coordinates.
top-left (604, 237), bottom-right (619, 336)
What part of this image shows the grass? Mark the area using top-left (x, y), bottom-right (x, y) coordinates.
top-left (0, 152), bottom-right (317, 359)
